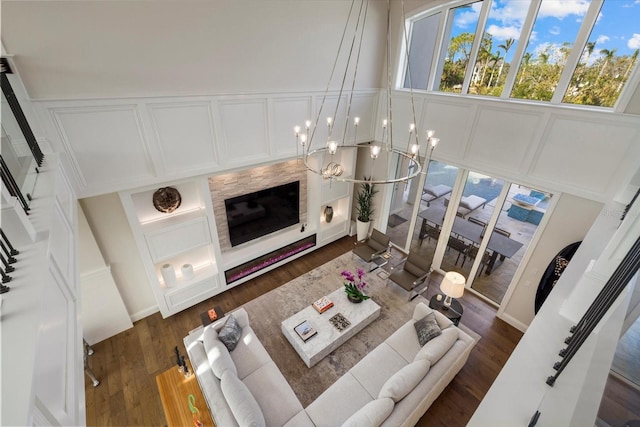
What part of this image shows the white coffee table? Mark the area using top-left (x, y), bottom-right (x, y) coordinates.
top-left (281, 287), bottom-right (381, 368)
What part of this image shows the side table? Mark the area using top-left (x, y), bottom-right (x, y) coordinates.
top-left (429, 295), bottom-right (463, 326)
top-left (156, 360), bottom-right (215, 427)
top-left (200, 305), bottom-right (225, 327)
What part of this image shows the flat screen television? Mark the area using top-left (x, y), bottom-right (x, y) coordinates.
top-left (224, 181), bottom-right (300, 247)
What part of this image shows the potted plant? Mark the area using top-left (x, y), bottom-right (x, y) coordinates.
top-left (342, 268), bottom-right (370, 303)
top-left (355, 177), bottom-right (377, 240)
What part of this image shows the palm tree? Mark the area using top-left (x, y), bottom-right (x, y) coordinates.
top-left (597, 48), bottom-right (616, 81)
top-left (518, 52), bottom-right (533, 84)
top-left (584, 41), bottom-right (596, 65)
top-left (496, 38), bottom-right (515, 85)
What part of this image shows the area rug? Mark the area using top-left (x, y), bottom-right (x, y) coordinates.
top-left (387, 213), bottom-right (408, 228)
top-left (240, 251), bottom-right (480, 407)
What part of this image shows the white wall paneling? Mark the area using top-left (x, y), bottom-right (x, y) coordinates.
top-left (465, 106), bottom-right (546, 175)
top-left (50, 104), bottom-right (156, 191)
top-left (271, 96), bottom-right (313, 157)
top-left (48, 201), bottom-right (75, 287)
top-left (216, 98), bottom-right (270, 165)
top-left (147, 100), bottom-right (219, 175)
top-left (144, 215), bottom-right (212, 263)
top-left (530, 114), bottom-right (640, 199)
top-left (33, 258), bottom-right (80, 427)
top-left (313, 94), bottom-right (349, 144)
top-left (420, 97), bottom-right (475, 161)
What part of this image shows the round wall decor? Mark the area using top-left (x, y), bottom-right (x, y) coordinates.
top-left (153, 187), bottom-right (182, 213)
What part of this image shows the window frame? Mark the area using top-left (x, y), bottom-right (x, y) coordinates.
top-left (398, 0), bottom-right (640, 112)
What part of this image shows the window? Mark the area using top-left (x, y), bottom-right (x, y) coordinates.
top-left (562, 0), bottom-right (640, 107)
top-left (403, 0), bottom-right (639, 109)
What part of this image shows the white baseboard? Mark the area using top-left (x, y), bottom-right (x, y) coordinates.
top-left (498, 312), bottom-right (529, 333)
top-left (130, 305), bottom-right (160, 323)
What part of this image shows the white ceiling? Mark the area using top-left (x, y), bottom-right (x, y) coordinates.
top-left (1, 0), bottom-right (386, 99)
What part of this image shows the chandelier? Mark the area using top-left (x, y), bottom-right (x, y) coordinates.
top-left (294, 0), bottom-right (439, 185)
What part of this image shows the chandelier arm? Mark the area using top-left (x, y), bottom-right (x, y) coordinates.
top-left (334, 0), bottom-right (366, 145)
top-left (307, 0), bottom-right (358, 156)
top-left (342, 0), bottom-right (369, 147)
top-left (384, 0), bottom-right (394, 152)
top-left (401, 0), bottom-right (422, 160)
top-left (305, 145), bottom-right (422, 184)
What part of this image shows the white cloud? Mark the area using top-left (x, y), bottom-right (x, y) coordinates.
top-left (489, 0), bottom-right (530, 26)
top-left (533, 42), bottom-right (571, 64)
top-left (629, 33), bottom-right (640, 49)
top-left (486, 24), bottom-right (522, 41)
top-left (538, 0), bottom-right (590, 19)
top-left (454, 2), bottom-right (482, 28)
top-left (549, 26), bottom-right (561, 36)
top-left (596, 35), bottom-right (610, 45)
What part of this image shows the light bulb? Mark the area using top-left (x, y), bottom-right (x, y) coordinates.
top-left (327, 117), bottom-right (333, 125)
top-left (410, 143), bottom-right (419, 156)
top-left (426, 129), bottom-right (435, 138)
top-left (430, 137), bottom-right (440, 148)
top-left (370, 145), bottom-right (381, 159)
top-left (354, 117), bottom-right (360, 126)
top-left (305, 120), bottom-right (311, 129)
top-left (409, 123), bottom-right (415, 132)
top-left (300, 134), bottom-right (307, 145)
top-left (382, 119), bottom-right (388, 128)
top-left (294, 126), bottom-right (301, 136)
top-left (328, 141), bottom-right (338, 155)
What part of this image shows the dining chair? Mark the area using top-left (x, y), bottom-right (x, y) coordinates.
top-left (462, 245), bottom-right (491, 276)
top-left (447, 236), bottom-right (468, 265)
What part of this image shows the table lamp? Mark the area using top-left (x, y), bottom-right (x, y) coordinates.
top-left (440, 271), bottom-right (466, 308)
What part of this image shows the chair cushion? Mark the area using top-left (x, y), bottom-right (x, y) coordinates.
top-left (414, 327), bottom-right (459, 364)
top-left (414, 312), bottom-right (442, 346)
top-left (341, 398), bottom-right (394, 427)
top-left (220, 370), bottom-right (266, 427)
top-left (218, 314), bottom-right (243, 351)
top-left (403, 260), bottom-right (424, 278)
top-left (378, 359), bottom-right (431, 402)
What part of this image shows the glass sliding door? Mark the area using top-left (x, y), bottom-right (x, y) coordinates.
top-left (408, 161), bottom-right (459, 262)
top-left (470, 183), bottom-right (551, 304)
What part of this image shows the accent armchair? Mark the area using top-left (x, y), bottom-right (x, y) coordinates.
top-left (387, 251), bottom-right (432, 301)
top-left (352, 228), bottom-right (391, 271)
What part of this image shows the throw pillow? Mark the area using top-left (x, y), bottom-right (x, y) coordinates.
top-left (218, 314), bottom-right (242, 352)
top-left (378, 359), bottom-right (430, 402)
top-left (220, 370), bottom-right (266, 427)
top-left (342, 397), bottom-right (395, 427)
top-left (414, 312), bottom-right (441, 346)
top-left (413, 327), bottom-right (458, 364)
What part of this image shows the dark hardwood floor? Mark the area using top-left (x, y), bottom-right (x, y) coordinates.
top-left (84, 236), bottom-right (524, 426)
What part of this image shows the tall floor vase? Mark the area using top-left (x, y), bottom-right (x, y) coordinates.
top-left (356, 219), bottom-right (370, 241)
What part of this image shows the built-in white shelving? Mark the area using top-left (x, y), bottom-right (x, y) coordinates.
top-left (120, 178), bottom-right (222, 318)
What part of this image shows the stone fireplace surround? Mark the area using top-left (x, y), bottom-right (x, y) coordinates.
top-left (208, 160), bottom-right (308, 252)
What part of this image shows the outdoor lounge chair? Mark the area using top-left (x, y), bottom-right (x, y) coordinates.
top-left (445, 194), bottom-right (487, 217)
top-left (352, 228), bottom-right (391, 271)
top-left (421, 184), bottom-right (452, 205)
top-left (387, 250), bottom-right (432, 300)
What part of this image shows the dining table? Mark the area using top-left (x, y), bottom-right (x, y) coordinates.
top-left (418, 205), bottom-right (524, 274)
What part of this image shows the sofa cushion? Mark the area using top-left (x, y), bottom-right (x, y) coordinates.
top-left (306, 373), bottom-right (374, 426)
top-left (243, 361), bottom-right (303, 427)
top-left (218, 314), bottom-right (243, 351)
top-left (220, 370), bottom-right (266, 427)
top-left (414, 312), bottom-right (442, 346)
top-left (229, 326), bottom-right (273, 379)
top-left (283, 410), bottom-right (315, 427)
top-left (185, 339), bottom-right (238, 427)
top-left (414, 327), bottom-right (459, 365)
top-left (349, 343), bottom-right (409, 398)
top-left (412, 303), bottom-right (454, 330)
top-left (378, 359), bottom-right (430, 402)
top-left (203, 326), bottom-right (238, 379)
top-left (342, 397), bottom-right (394, 427)
top-left (384, 322), bottom-right (422, 363)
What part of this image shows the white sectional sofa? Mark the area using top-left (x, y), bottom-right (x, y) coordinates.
top-left (184, 302), bottom-right (475, 427)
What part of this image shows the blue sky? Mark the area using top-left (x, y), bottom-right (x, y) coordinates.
top-left (451, 0), bottom-right (640, 64)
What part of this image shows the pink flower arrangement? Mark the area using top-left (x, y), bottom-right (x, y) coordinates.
top-left (342, 268), bottom-right (370, 300)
